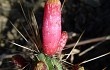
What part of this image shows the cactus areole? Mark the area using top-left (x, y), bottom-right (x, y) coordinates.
top-left (42, 0), bottom-right (62, 56)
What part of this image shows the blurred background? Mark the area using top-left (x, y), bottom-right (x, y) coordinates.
top-left (0, 0), bottom-right (110, 70)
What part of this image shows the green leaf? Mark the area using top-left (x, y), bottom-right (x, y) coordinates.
top-left (45, 56), bottom-right (54, 70)
top-left (52, 58), bottom-right (62, 70)
top-left (38, 53), bottom-right (46, 61)
top-left (37, 53), bottom-right (62, 70)
top-left (37, 53), bottom-right (53, 70)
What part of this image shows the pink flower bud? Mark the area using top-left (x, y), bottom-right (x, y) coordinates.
top-left (42, 0), bottom-right (61, 56)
